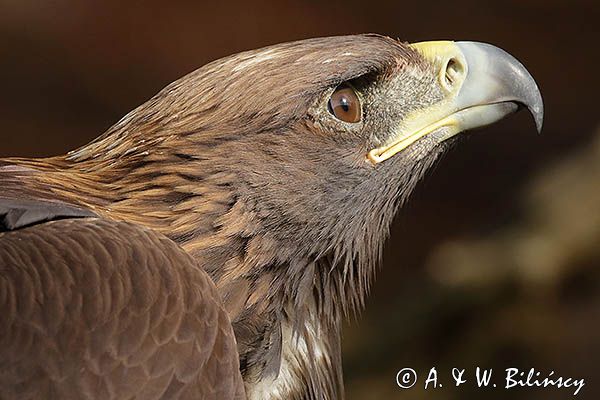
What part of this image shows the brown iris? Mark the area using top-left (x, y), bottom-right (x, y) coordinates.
top-left (328, 84), bottom-right (361, 123)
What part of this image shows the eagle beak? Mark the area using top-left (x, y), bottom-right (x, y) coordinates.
top-left (367, 41), bottom-right (544, 164)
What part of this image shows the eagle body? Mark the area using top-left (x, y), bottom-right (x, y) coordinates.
top-left (0, 35), bottom-right (542, 399)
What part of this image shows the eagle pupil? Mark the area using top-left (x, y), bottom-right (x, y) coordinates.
top-left (340, 98), bottom-right (350, 112)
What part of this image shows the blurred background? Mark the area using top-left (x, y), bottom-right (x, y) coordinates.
top-left (1, 1), bottom-right (598, 398)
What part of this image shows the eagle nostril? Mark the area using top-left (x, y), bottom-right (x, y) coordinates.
top-left (442, 57), bottom-right (464, 91)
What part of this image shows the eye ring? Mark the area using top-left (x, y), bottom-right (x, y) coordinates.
top-left (328, 83), bottom-right (361, 123)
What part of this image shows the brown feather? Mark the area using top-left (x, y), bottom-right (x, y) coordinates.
top-left (0, 218), bottom-right (245, 399)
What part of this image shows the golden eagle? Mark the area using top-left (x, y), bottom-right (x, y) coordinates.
top-left (0, 35), bottom-right (542, 399)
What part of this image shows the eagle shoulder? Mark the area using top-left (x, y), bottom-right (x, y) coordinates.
top-left (0, 215), bottom-right (245, 399)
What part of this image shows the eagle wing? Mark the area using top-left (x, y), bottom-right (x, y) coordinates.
top-left (0, 198), bottom-right (245, 399)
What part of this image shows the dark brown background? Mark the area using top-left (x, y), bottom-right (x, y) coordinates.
top-left (1, 1), bottom-right (599, 399)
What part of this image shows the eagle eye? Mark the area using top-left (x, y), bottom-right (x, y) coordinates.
top-left (328, 84), bottom-right (361, 123)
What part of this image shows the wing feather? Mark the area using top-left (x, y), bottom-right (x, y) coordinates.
top-left (0, 216), bottom-right (245, 399)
